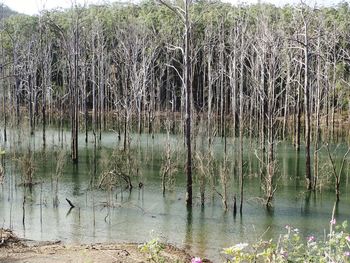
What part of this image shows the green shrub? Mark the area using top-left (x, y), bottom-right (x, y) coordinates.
top-left (222, 219), bottom-right (350, 262)
top-left (139, 238), bottom-right (166, 263)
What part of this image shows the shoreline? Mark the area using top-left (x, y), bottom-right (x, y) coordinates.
top-left (0, 229), bottom-right (212, 263)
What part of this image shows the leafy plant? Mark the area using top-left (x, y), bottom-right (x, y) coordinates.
top-left (139, 238), bottom-right (166, 263)
top-left (222, 220), bottom-right (350, 262)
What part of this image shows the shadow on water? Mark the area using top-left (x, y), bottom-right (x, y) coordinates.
top-left (302, 191), bottom-right (311, 216)
top-left (184, 206), bottom-right (193, 250)
top-left (72, 163), bottom-right (80, 196)
top-left (198, 206), bottom-right (207, 257)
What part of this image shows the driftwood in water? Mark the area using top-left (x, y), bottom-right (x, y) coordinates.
top-left (66, 198), bottom-right (75, 208)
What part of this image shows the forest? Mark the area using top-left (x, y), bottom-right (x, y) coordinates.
top-left (1, 1), bottom-right (350, 261)
top-left (1, 0), bottom-right (350, 203)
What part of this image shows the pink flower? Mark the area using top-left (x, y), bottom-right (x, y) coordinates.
top-left (191, 257), bottom-right (202, 263)
top-left (307, 236), bottom-right (315, 242)
top-left (344, 251), bottom-right (350, 257)
top-left (346, 236), bottom-right (350, 242)
top-left (330, 219), bottom-right (336, 225)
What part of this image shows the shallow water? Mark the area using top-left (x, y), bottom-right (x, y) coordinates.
top-left (0, 128), bottom-right (350, 261)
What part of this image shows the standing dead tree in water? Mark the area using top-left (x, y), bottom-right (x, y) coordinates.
top-left (237, 11), bottom-right (249, 215)
top-left (68, 5), bottom-right (81, 163)
top-left (17, 151), bottom-right (35, 187)
top-left (44, 6), bottom-right (83, 163)
top-left (195, 151), bottom-right (210, 207)
top-left (254, 8), bottom-right (284, 207)
top-left (52, 149), bottom-right (67, 207)
top-left (287, 6), bottom-right (317, 191)
top-left (326, 144), bottom-right (350, 201)
top-left (301, 8), bottom-right (312, 191)
top-left (193, 116), bottom-right (215, 207)
top-left (111, 19), bottom-right (157, 152)
top-left (160, 121), bottom-right (178, 195)
top-left (157, 0), bottom-right (193, 207)
top-left (99, 147), bottom-right (141, 205)
top-left (217, 156), bottom-right (229, 211)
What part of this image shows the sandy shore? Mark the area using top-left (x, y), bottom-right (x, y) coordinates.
top-left (0, 228), bottom-right (204, 263)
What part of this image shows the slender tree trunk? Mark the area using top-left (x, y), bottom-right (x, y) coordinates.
top-left (230, 43), bottom-right (237, 138)
top-left (29, 71), bottom-right (34, 136)
top-left (295, 69), bottom-right (301, 151)
top-left (207, 47), bottom-right (212, 146)
top-left (304, 25), bottom-right (312, 190)
top-left (239, 33), bottom-right (244, 214)
top-left (283, 58), bottom-right (290, 139)
top-left (184, 0), bottom-right (192, 207)
top-left (0, 16), bottom-right (6, 142)
top-left (313, 33), bottom-right (321, 189)
top-left (71, 11), bottom-right (79, 163)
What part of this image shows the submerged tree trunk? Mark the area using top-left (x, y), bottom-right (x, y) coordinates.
top-left (70, 8), bottom-right (79, 163)
top-left (303, 22), bottom-right (312, 190)
top-left (313, 32), bottom-right (322, 190)
top-left (239, 33), bottom-right (244, 214)
top-left (184, 0), bottom-right (192, 207)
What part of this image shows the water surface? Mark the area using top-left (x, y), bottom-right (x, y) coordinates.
top-left (0, 129), bottom-right (349, 261)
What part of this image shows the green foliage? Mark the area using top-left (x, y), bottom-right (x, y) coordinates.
top-left (222, 221), bottom-right (350, 262)
top-left (139, 238), bottom-right (166, 263)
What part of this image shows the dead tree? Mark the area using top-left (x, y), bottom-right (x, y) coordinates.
top-left (157, 0), bottom-right (193, 206)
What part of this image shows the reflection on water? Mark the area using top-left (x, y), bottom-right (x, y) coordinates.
top-left (0, 129), bottom-right (350, 261)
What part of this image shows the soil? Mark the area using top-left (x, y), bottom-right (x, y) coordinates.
top-left (0, 229), bottom-right (204, 263)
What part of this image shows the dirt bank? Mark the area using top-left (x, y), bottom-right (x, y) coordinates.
top-left (0, 229), bottom-right (206, 263)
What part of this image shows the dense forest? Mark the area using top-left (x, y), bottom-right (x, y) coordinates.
top-left (0, 1), bottom-right (350, 210)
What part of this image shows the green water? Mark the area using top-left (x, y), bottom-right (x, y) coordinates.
top-left (0, 129), bottom-right (350, 262)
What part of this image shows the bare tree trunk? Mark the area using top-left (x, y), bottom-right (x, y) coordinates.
top-left (71, 9), bottom-right (79, 163)
top-left (29, 70), bottom-right (34, 136)
top-left (304, 23), bottom-right (312, 190)
top-left (313, 32), bottom-right (321, 189)
top-left (295, 69), bottom-right (301, 151)
top-left (283, 57), bottom-right (290, 139)
top-left (92, 31), bottom-right (97, 138)
top-left (184, 0), bottom-right (192, 207)
top-left (230, 38), bottom-right (237, 138)
top-left (331, 53), bottom-right (336, 140)
top-left (219, 22), bottom-right (225, 139)
top-left (0, 9), bottom-right (6, 142)
top-left (239, 32), bottom-right (244, 214)
top-left (207, 45), bottom-right (212, 146)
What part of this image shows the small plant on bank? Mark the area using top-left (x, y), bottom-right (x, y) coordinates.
top-left (222, 219), bottom-right (350, 262)
top-left (139, 238), bottom-right (166, 263)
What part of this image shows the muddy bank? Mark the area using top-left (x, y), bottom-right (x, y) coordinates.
top-left (0, 229), bottom-right (210, 263)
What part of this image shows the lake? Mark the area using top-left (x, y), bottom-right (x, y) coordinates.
top-left (0, 128), bottom-right (349, 261)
